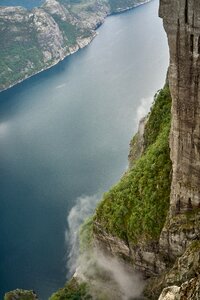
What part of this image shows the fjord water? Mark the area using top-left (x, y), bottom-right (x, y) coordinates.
top-left (0, 0), bottom-right (168, 298)
top-left (0, 0), bottom-right (44, 8)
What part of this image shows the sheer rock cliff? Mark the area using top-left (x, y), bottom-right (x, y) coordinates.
top-left (159, 0), bottom-right (200, 217)
top-left (155, 1), bottom-right (200, 298)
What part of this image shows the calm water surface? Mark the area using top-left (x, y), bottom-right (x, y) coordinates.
top-left (0, 0), bottom-right (43, 8)
top-left (0, 0), bottom-right (169, 298)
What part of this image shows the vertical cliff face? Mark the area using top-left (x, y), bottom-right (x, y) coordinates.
top-left (159, 0), bottom-right (200, 215)
top-left (149, 2), bottom-right (200, 298)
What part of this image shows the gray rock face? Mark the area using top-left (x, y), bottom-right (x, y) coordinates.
top-left (43, 0), bottom-right (73, 22)
top-left (159, 0), bottom-right (200, 216)
top-left (158, 286), bottom-right (180, 300)
top-left (158, 276), bottom-right (200, 300)
top-left (33, 8), bottom-right (65, 62)
top-left (94, 220), bottom-right (166, 278)
top-left (155, 2), bottom-right (200, 298)
top-left (159, 210), bottom-right (200, 260)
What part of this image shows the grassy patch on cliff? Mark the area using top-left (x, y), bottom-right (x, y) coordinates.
top-left (50, 278), bottom-right (92, 300)
top-left (144, 88), bottom-right (171, 149)
top-left (79, 217), bottom-right (94, 253)
top-left (94, 86), bottom-right (172, 244)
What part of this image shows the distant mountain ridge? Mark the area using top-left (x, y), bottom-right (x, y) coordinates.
top-left (0, 0), bottom-right (150, 92)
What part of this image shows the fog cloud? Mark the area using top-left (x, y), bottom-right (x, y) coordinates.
top-left (65, 194), bottom-right (99, 275)
top-left (135, 96), bottom-right (152, 126)
top-left (76, 248), bottom-right (145, 300)
top-left (66, 193), bottom-right (145, 300)
top-left (93, 250), bottom-right (145, 300)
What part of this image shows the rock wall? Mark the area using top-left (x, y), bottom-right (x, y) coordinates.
top-left (159, 0), bottom-right (200, 215)
top-left (154, 2), bottom-right (200, 298)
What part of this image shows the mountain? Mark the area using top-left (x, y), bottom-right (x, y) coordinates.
top-left (0, 0), bottom-right (149, 91)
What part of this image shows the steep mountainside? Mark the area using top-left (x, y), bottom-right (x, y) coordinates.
top-left (0, 0), bottom-right (149, 91)
top-left (48, 86), bottom-right (172, 300)
top-left (91, 1), bottom-right (200, 299)
top-left (49, 1), bottom-right (200, 299)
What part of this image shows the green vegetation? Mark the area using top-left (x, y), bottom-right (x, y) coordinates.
top-left (79, 217), bottom-right (94, 254)
top-left (0, 18), bottom-right (44, 89)
top-left (144, 87), bottom-right (171, 149)
top-left (52, 15), bottom-right (92, 46)
top-left (49, 278), bottom-right (92, 300)
top-left (4, 289), bottom-right (37, 300)
top-left (94, 86), bottom-right (172, 244)
top-left (49, 219), bottom-right (95, 300)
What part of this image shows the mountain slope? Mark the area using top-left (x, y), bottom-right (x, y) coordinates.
top-left (0, 0), bottom-right (149, 91)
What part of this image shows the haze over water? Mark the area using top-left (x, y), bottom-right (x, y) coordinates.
top-left (0, 0), bottom-right (169, 298)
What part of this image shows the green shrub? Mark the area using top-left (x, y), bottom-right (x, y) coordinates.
top-left (144, 86), bottom-right (171, 149)
top-left (4, 289), bottom-right (37, 300)
top-left (49, 278), bottom-right (92, 300)
top-left (79, 217), bottom-right (94, 254)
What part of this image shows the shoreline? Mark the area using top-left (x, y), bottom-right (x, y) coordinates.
top-left (0, 34), bottom-right (96, 93)
top-left (0, 0), bottom-right (151, 93)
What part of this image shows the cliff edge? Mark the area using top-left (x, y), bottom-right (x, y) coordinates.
top-left (49, 1), bottom-right (200, 299)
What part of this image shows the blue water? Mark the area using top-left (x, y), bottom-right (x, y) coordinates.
top-left (0, 0), bottom-right (44, 9)
top-left (0, 0), bottom-right (169, 299)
